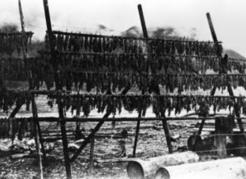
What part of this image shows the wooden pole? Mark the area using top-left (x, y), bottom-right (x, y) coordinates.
top-left (161, 119), bottom-right (173, 153)
top-left (31, 95), bottom-right (44, 179)
top-left (70, 88), bottom-right (130, 162)
top-left (132, 4), bottom-right (146, 157)
top-left (195, 13), bottom-right (221, 140)
top-left (193, 13), bottom-right (222, 150)
top-left (206, 13), bottom-right (218, 43)
top-left (137, 4), bottom-right (173, 154)
top-left (227, 83), bottom-right (244, 132)
top-left (43, 0), bottom-right (55, 52)
top-left (137, 4), bottom-right (148, 39)
top-left (18, 0), bottom-right (28, 55)
top-left (205, 13), bottom-right (244, 157)
top-left (0, 52), bottom-right (5, 87)
top-left (207, 12), bottom-right (244, 133)
top-left (43, 1), bottom-right (72, 178)
top-left (9, 102), bottom-right (24, 143)
top-left (70, 114), bottom-right (108, 162)
top-left (132, 113), bottom-right (141, 157)
top-left (58, 101), bottom-right (72, 179)
top-left (19, 0), bottom-right (45, 158)
top-left (88, 132), bottom-right (95, 173)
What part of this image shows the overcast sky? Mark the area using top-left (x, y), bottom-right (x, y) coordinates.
top-left (0, 0), bottom-right (246, 56)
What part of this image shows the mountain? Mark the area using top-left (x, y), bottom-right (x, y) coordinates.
top-left (224, 49), bottom-right (246, 60)
top-left (121, 26), bottom-right (141, 38)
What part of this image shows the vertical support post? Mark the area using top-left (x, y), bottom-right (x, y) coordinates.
top-left (43, 1), bottom-right (72, 178)
top-left (196, 13), bottom-right (220, 137)
top-left (137, 4), bottom-right (173, 153)
top-left (19, 0), bottom-right (46, 160)
top-left (206, 13), bottom-right (218, 43)
top-left (215, 117), bottom-right (228, 158)
top-left (70, 88), bottom-right (129, 162)
top-left (193, 13), bottom-right (221, 148)
top-left (132, 4), bottom-right (147, 157)
top-left (0, 56), bottom-right (4, 87)
top-left (89, 133), bottom-right (95, 173)
top-left (58, 100), bottom-right (72, 179)
top-left (43, 0), bottom-right (55, 52)
top-left (193, 13), bottom-right (222, 150)
top-left (227, 84), bottom-right (244, 132)
top-left (31, 95), bottom-right (44, 179)
top-left (9, 102), bottom-right (24, 143)
top-left (70, 113), bottom-right (109, 162)
top-left (207, 12), bottom-right (244, 133)
top-left (18, 0), bottom-right (27, 56)
top-left (133, 113), bottom-right (141, 157)
top-left (137, 4), bottom-right (148, 38)
top-left (207, 13), bottom-right (244, 155)
top-left (162, 118), bottom-right (173, 153)
top-left (206, 13), bottom-right (223, 65)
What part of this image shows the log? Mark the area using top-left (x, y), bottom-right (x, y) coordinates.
top-left (127, 151), bottom-right (199, 179)
top-left (155, 157), bottom-right (246, 179)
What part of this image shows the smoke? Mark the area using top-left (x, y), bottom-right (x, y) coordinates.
top-left (0, 23), bottom-right (18, 33)
top-left (120, 25), bottom-right (197, 40)
top-left (121, 26), bottom-right (141, 37)
top-left (0, 0), bottom-right (198, 42)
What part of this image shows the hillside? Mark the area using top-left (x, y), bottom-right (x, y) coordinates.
top-left (224, 49), bottom-right (246, 60)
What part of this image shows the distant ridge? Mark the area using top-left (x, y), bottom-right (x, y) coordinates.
top-left (224, 49), bottom-right (246, 61)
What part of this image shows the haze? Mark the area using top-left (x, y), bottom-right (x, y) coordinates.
top-left (0, 0), bottom-right (245, 56)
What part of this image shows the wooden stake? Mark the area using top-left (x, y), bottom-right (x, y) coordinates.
top-left (0, 58), bottom-right (4, 87)
top-left (43, 0), bottom-right (55, 52)
top-left (70, 78), bottom-right (130, 163)
top-left (58, 101), bottom-right (72, 179)
top-left (162, 119), bottom-right (173, 153)
top-left (138, 4), bottom-right (173, 153)
top-left (137, 4), bottom-right (148, 39)
top-left (193, 13), bottom-right (221, 152)
top-left (133, 113), bottom-right (141, 157)
top-left (89, 132), bottom-right (95, 173)
top-left (31, 95), bottom-right (44, 179)
top-left (9, 102), bottom-right (24, 143)
top-left (70, 116), bottom-right (107, 162)
top-left (19, 0), bottom-right (46, 175)
top-left (206, 13), bottom-right (219, 43)
top-left (206, 13), bottom-right (244, 155)
top-left (132, 4), bottom-right (147, 157)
